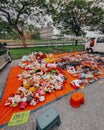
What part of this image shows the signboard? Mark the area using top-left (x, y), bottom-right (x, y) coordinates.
top-left (8, 111), bottom-right (30, 126)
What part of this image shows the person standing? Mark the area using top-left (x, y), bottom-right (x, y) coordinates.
top-left (90, 38), bottom-right (95, 47)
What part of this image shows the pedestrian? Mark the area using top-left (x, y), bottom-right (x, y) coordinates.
top-left (90, 38), bottom-right (95, 47)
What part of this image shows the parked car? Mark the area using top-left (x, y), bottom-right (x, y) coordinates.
top-left (84, 35), bottom-right (104, 53)
top-left (0, 43), bottom-right (12, 70)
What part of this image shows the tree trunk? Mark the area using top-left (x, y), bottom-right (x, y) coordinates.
top-left (75, 33), bottom-right (79, 46)
top-left (21, 33), bottom-right (26, 48)
top-left (13, 26), bottom-right (26, 47)
top-left (75, 39), bottom-right (78, 46)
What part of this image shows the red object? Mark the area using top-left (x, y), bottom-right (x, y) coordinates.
top-left (19, 102), bottom-right (27, 109)
top-left (70, 92), bottom-right (84, 108)
top-left (70, 83), bottom-right (79, 89)
top-left (90, 39), bottom-right (94, 47)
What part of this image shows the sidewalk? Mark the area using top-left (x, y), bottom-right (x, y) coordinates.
top-left (0, 60), bottom-right (20, 100)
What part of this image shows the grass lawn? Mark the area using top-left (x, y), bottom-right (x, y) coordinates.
top-left (9, 45), bottom-right (84, 60)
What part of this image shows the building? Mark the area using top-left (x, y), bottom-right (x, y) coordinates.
top-left (40, 26), bottom-right (53, 40)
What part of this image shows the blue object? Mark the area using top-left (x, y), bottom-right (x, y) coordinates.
top-left (81, 73), bottom-right (85, 79)
top-left (36, 107), bottom-right (61, 130)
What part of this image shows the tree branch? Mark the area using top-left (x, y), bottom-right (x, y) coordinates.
top-left (0, 8), bottom-right (12, 25)
top-left (15, 4), bottom-right (26, 25)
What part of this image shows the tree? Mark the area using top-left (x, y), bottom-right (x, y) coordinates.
top-left (52, 0), bottom-right (104, 45)
top-left (0, 18), bottom-right (12, 39)
top-left (98, 14), bottom-right (104, 34)
top-left (0, 0), bottom-right (53, 47)
top-left (93, 0), bottom-right (104, 33)
top-left (0, 18), bottom-right (18, 39)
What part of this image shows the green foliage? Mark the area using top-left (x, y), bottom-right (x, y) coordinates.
top-left (0, 19), bottom-right (18, 39)
top-left (86, 5), bottom-right (104, 33)
top-left (0, 0), bottom-right (53, 46)
top-left (51, 0), bottom-right (104, 37)
top-left (88, 6), bottom-right (103, 25)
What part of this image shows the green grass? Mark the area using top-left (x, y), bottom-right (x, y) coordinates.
top-left (9, 45), bottom-right (84, 60)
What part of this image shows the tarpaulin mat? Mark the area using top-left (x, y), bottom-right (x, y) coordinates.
top-left (0, 52), bottom-right (104, 127)
top-left (0, 67), bottom-right (75, 127)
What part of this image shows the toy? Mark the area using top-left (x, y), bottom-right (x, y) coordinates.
top-left (30, 99), bottom-right (37, 106)
top-left (70, 79), bottom-right (82, 88)
top-left (39, 96), bottom-right (45, 102)
top-left (27, 95), bottom-right (33, 102)
top-left (36, 87), bottom-right (45, 96)
top-left (34, 93), bottom-right (40, 103)
top-left (29, 86), bottom-right (35, 93)
top-left (78, 73), bottom-right (85, 79)
top-left (46, 63), bottom-right (57, 68)
top-left (5, 93), bottom-right (22, 107)
top-left (4, 93), bottom-right (15, 106)
top-left (18, 86), bottom-right (28, 95)
top-left (19, 102), bottom-right (27, 109)
top-left (19, 97), bottom-right (27, 109)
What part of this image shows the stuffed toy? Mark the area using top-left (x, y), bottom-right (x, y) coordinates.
top-left (23, 80), bottom-right (31, 89)
top-left (34, 92), bottom-right (45, 103)
top-left (30, 99), bottom-right (37, 106)
top-left (33, 73), bottom-right (41, 82)
top-left (46, 63), bottom-right (57, 68)
top-left (27, 95), bottom-right (33, 102)
top-left (34, 93), bottom-right (40, 103)
top-left (12, 93), bottom-right (21, 104)
top-left (4, 93), bottom-right (15, 106)
top-left (85, 72), bottom-right (94, 79)
top-left (5, 93), bottom-right (21, 107)
top-left (19, 97), bottom-right (27, 109)
top-left (18, 86), bottom-right (28, 95)
top-left (29, 86), bottom-right (35, 93)
top-left (78, 72), bottom-right (85, 79)
top-left (54, 84), bottom-right (63, 90)
top-left (50, 70), bottom-right (57, 75)
top-left (44, 85), bottom-right (52, 93)
top-left (39, 96), bottom-right (45, 102)
top-left (53, 75), bottom-right (64, 83)
top-left (36, 87), bottom-right (45, 96)
top-left (21, 55), bottom-right (30, 62)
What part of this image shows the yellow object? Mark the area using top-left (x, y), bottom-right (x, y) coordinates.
top-left (44, 58), bottom-right (56, 63)
top-left (29, 87), bottom-right (35, 93)
top-left (24, 83), bottom-right (30, 89)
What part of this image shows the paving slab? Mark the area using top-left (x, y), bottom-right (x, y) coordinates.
top-left (0, 59), bottom-right (20, 100)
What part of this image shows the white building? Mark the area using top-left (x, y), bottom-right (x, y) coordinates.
top-left (40, 26), bottom-right (53, 40)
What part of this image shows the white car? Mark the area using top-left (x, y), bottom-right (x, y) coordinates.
top-left (84, 35), bottom-right (104, 53)
top-left (0, 43), bottom-right (12, 70)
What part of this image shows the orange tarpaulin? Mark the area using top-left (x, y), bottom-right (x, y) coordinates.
top-left (0, 66), bottom-right (75, 127)
top-left (0, 52), bottom-right (104, 127)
